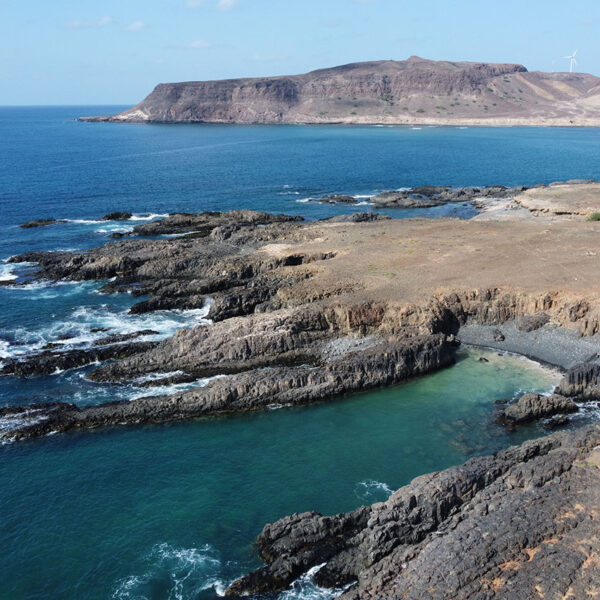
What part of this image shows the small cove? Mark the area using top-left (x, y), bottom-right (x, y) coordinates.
top-left (0, 348), bottom-right (563, 600)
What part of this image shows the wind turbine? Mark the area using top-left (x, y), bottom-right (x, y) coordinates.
top-left (564, 49), bottom-right (578, 73)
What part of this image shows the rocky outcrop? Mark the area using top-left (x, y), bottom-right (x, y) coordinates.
top-left (226, 425), bottom-right (600, 599)
top-left (20, 218), bottom-right (66, 228)
top-left (79, 57), bottom-right (600, 126)
top-left (496, 393), bottom-right (578, 425)
top-left (0, 333), bottom-right (457, 441)
top-left (0, 340), bottom-right (158, 377)
top-left (3, 209), bottom-right (600, 444)
top-left (515, 312), bottom-right (550, 332)
top-left (556, 363), bottom-right (600, 400)
top-left (102, 211), bottom-right (132, 221)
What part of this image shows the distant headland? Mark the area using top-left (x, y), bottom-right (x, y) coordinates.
top-left (80, 56), bottom-right (600, 126)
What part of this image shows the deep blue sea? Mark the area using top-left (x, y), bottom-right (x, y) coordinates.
top-left (1, 107), bottom-right (599, 599)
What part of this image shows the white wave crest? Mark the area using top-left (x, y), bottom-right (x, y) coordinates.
top-left (0, 408), bottom-right (48, 437)
top-left (280, 564), bottom-right (349, 600)
top-left (132, 371), bottom-right (185, 383)
top-left (129, 213), bottom-right (169, 221)
top-left (129, 375), bottom-right (226, 400)
top-left (95, 226), bottom-right (134, 235)
top-left (354, 479), bottom-right (394, 502)
top-left (0, 263), bottom-right (17, 282)
top-left (0, 300), bottom-right (212, 362)
top-left (112, 543), bottom-right (225, 600)
top-left (66, 218), bottom-right (105, 224)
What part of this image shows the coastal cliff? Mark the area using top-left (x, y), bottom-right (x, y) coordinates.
top-left (80, 56), bottom-right (600, 126)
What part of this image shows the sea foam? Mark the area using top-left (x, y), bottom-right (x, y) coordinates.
top-left (354, 479), bottom-right (394, 502)
top-left (112, 542), bottom-right (226, 600)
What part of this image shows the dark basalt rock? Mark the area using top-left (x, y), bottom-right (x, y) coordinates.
top-left (102, 211), bottom-right (133, 221)
top-left (130, 210), bottom-right (302, 236)
top-left (325, 213), bottom-right (391, 223)
top-left (0, 333), bottom-right (457, 440)
top-left (492, 328), bottom-right (505, 341)
top-left (319, 195), bottom-right (357, 204)
top-left (370, 191), bottom-right (443, 208)
top-left (496, 392), bottom-right (578, 425)
top-left (0, 341), bottom-right (158, 377)
top-left (19, 218), bottom-right (67, 228)
top-left (327, 185), bottom-right (531, 210)
top-left (226, 425), bottom-right (600, 599)
top-left (515, 312), bottom-right (550, 332)
top-left (555, 362), bottom-right (600, 400)
top-left (543, 414), bottom-right (570, 429)
top-left (91, 330), bottom-right (159, 346)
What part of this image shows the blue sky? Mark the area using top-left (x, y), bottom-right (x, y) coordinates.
top-left (2, 0), bottom-right (600, 105)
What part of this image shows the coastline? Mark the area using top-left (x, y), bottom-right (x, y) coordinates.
top-left (458, 322), bottom-right (600, 370)
top-left (79, 115), bottom-right (600, 127)
top-left (1, 182), bottom-right (600, 597)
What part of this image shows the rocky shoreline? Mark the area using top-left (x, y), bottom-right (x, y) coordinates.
top-left (226, 424), bottom-right (600, 599)
top-left (1, 204), bottom-right (599, 443)
top-left (2, 193), bottom-right (600, 596)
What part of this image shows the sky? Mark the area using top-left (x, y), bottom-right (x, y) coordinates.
top-left (1, 0), bottom-right (600, 105)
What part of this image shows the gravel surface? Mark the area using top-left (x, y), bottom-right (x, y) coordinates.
top-left (458, 322), bottom-right (600, 370)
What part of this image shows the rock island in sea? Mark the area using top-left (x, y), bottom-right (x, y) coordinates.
top-left (1, 181), bottom-right (600, 597)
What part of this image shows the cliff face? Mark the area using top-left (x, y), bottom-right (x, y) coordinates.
top-left (81, 56), bottom-right (600, 126)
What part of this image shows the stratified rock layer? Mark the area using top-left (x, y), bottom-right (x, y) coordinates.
top-left (79, 57), bottom-right (600, 126)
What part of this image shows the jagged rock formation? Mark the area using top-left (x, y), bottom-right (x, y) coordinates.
top-left (226, 425), bottom-right (600, 599)
top-left (496, 393), bottom-right (577, 425)
top-left (1, 199), bottom-right (599, 442)
top-left (80, 56), bottom-right (600, 126)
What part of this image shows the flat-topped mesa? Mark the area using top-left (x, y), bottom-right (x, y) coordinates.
top-left (79, 56), bottom-right (600, 126)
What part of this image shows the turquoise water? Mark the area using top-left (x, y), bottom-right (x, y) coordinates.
top-left (1, 107), bottom-right (599, 599)
top-left (0, 349), bottom-right (561, 599)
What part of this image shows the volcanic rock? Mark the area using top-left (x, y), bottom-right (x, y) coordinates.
top-left (226, 425), bottom-right (600, 599)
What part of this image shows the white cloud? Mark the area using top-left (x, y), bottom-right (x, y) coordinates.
top-left (188, 39), bottom-right (212, 48)
top-left (217, 0), bottom-right (238, 11)
top-left (186, 0), bottom-right (204, 7)
top-left (66, 16), bottom-right (114, 29)
top-left (125, 20), bottom-right (146, 32)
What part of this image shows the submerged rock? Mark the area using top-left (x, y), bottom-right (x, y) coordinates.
top-left (19, 218), bottom-right (66, 228)
top-left (319, 194), bottom-right (357, 204)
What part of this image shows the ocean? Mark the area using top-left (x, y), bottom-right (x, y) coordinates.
top-left (1, 106), bottom-right (599, 599)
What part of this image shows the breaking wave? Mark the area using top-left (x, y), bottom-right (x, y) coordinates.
top-left (0, 301), bottom-right (211, 363)
top-left (0, 263), bottom-right (18, 282)
top-left (280, 564), bottom-right (350, 600)
top-left (112, 543), bottom-right (226, 600)
top-left (354, 479), bottom-right (394, 502)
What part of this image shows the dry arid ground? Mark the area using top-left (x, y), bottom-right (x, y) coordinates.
top-left (262, 184), bottom-right (600, 308)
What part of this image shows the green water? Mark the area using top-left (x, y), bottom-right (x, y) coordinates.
top-left (0, 349), bottom-right (561, 600)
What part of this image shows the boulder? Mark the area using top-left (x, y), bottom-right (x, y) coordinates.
top-left (101, 211), bottom-right (133, 221)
